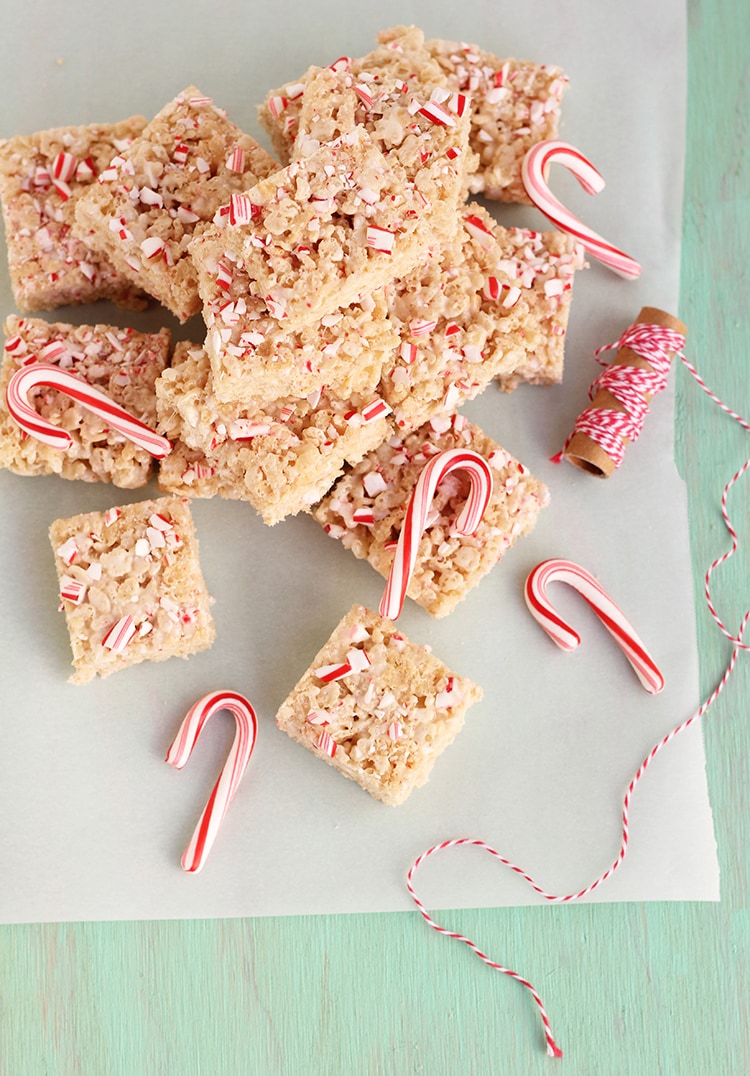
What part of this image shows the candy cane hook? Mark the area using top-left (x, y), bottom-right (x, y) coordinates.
top-left (6, 362), bottom-right (171, 458)
top-left (165, 690), bottom-right (258, 873)
top-left (525, 559), bottom-right (664, 694)
top-left (379, 449), bottom-right (493, 621)
top-left (521, 140), bottom-right (641, 279)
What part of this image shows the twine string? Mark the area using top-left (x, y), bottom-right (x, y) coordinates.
top-left (407, 321), bottom-right (750, 1058)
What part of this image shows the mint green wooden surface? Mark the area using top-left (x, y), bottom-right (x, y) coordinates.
top-left (1, 2), bottom-right (748, 1072)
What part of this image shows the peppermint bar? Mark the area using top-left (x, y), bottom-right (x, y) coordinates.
top-left (426, 38), bottom-right (568, 203)
top-left (0, 117), bottom-right (147, 311)
top-left (201, 125), bottom-right (446, 333)
top-left (313, 415), bottom-right (549, 617)
top-left (275, 603), bottom-right (482, 805)
top-left (0, 316), bottom-right (170, 488)
top-left (189, 235), bottom-right (397, 403)
top-left (48, 496), bottom-right (215, 684)
top-left (156, 342), bottom-right (393, 525)
top-left (258, 24), bottom-right (445, 165)
top-left (491, 225), bottom-right (586, 391)
top-left (381, 203), bottom-right (585, 429)
top-left (292, 63), bottom-right (475, 208)
top-left (73, 87), bottom-right (278, 322)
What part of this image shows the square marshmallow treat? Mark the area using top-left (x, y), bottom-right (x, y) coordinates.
top-left (0, 117), bottom-right (148, 312)
top-left (155, 341), bottom-right (393, 525)
top-left (73, 87), bottom-right (279, 321)
top-left (189, 227), bottom-right (398, 402)
top-left (382, 203), bottom-right (586, 430)
top-left (275, 603), bottom-right (483, 805)
top-left (313, 415), bottom-right (549, 617)
top-left (198, 124), bottom-right (454, 334)
top-left (0, 316), bottom-right (170, 488)
top-left (257, 25), bottom-right (449, 164)
top-left (49, 496), bottom-right (215, 684)
top-left (426, 37), bottom-right (568, 203)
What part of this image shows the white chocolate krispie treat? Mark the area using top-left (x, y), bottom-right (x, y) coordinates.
top-left (73, 87), bottom-right (279, 322)
top-left (292, 62), bottom-right (475, 206)
top-left (258, 25), bottom-right (447, 165)
top-left (189, 230), bottom-right (397, 402)
top-left (156, 341), bottom-right (393, 525)
top-left (426, 38), bottom-right (568, 203)
top-left (275, 603), bottom-right (482, 805)
top-left (313, 415), bottom-right (549, 618)
top-left (381, 204), bottom-right (584, 431)
top-left (49, 496), bottom-right (215, 684)
top-left (0, 316), bottom-right (170, 488)
top-left (0, 117), bottom-right (148, 312)
top-left (491, 225), bottom-right (586, 391)
top-left (200, 125), bottom-right (448, 333)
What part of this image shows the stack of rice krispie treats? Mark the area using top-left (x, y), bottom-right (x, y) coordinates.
top-left (158, 26), bottom-right (584, 546)
top-left (0, 25), bottom-right (584, 800)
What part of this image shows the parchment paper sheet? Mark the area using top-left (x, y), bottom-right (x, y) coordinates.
top-left (0, 0), bottom-right (710, 923)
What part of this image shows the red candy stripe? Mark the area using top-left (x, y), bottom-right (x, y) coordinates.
top-left (165, 690), bottom-right (258, 874)
top-left (6, 362), bottom-right (171, 459)
top-left (524, 559), bottom-right (664, 694)
top-left (379, 449), bottom-right (493, 621)
top-left (521, 140), bottom-right (641, 278)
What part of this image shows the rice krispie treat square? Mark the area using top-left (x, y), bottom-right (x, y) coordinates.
top-left (491, 224), bottom-right (586, 391)
top-left (156, 341), bottom-right (393, 525)
top-left (293, 64), bottom-right (474, 212)
top-left (426, 38), bottom-right (568, 203)
top-left (73, 87), bottom-right (278, 322)
top-left (0, 117), bottom-right (148, 312)
top-left (0, 315), bottom-right (170, 488)
top-left (200, 125), bottom-right (446, 333)
top-left (189, 233), bottom-right (397, 402)
top-left (381, 203), bottom-right (585, 430)
top-left (313, 415), bottom-right (549, 617)
top-left (258, 25), bottom-right (445, 165)
top-left (49, 496), bottom-right (215, 684)
top-left (275, 603), bottom-right (483, 805)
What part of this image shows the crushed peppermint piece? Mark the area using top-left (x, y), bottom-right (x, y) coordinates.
top-left (315, 661), bottom-right (354, 683)
top-left (225, 146), bottom-right (245, 172)
top-left (316, 730), bottom-right (337, 757)
top-left (363, 472), bottom-right (388, 497)
top-left (346, 647), bottom-right (371, 672)
top-left (366, 225), bottom-right (395, 254)
top-left (306, 710), bottom-right (330, 726)
top-left (56, 537), bottom-right (79, 565)
top-left (59, 575), bottom-right (87, 605)
top-left (102, 615), bottom-right (137, 652)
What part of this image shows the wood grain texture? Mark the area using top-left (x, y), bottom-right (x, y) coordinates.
top-left (1, 2), bottom-right (749, 1073)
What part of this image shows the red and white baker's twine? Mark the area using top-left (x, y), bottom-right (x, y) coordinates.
top-left (555, 323), bottom-right (685, 469)
top-left (407, 325), bottom-right (750, 1058)
top-left (165, 690), bottom-right (258, 873)
top-left (5, 362), bottom-right (171, 459)
top-left (379, 449), bottom-right (493, 621)
top-left (521, 140), bottom-right (641, 279)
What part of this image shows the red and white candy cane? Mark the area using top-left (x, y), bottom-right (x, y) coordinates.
top-left (379, 449), bottom-right (493, 621)
top-left (521, 140), bottom-right (641, 279)
top-left (524, 558), bottom-right (664, 694)
top-left (5, 362), bottom-right (171, 459)
top-left (165, 690), bottom-right (258, 873)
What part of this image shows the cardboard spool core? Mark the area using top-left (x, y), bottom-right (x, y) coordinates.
top-left (563, 306), bottom-right (687, 477)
